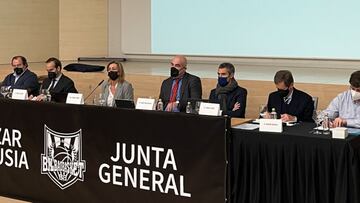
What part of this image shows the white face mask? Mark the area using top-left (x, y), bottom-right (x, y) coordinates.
top-left (351, 89), bottom-right (360, 101)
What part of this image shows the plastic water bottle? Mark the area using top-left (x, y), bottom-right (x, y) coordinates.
top-left (186, 102), bottom-right (192, 113)
top-left (46, 90), bottom-right (52, 102)
top-left (173, 101), bottom-right (180, 112)
top-left (157, 99), bottom-right (164, 111)
top-left (7, 89), bottom-right (13, 99)
top-left (270, 108), bottom-right (277, 119)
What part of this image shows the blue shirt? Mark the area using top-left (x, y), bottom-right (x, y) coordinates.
top-left (170, 79), bottom-right (183, 101)
top-left (324, 90), bottom-right (360, 128)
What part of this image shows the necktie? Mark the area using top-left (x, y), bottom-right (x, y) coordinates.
top-left (170, 79), bottom-right (180, 102)
top-left (49, 79), bottom-right (56, 90)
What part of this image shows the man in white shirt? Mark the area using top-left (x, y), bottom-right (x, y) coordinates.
top-left (324, 70), bottom-right (360, 128)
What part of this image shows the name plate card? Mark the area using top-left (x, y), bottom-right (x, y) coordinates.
top-left (136, 98), bottom-right (156, 110)
top-left (199, 102), bottom-right (221, 116)
top-left (331, 127), bottom-right (348, 139)
top-left (259, 119), bottom-right (283, 133)
top-left (11, 89), bottom-right (28, 100)
top-left (66, 93), bottom-right (84, 105)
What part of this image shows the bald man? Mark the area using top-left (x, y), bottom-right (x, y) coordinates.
top-left (159, 55), bottom-right (202, 112)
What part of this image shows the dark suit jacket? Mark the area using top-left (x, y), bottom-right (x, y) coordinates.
top-left (159, 72), bottom-right (202, 112)
top-left (267, 88), bottom-right (314, 122)
top-left (1, 69), bottom-right (39, 96)
top-left (41, 74), bottom-right (77, 94)
top-left (209, 86), bottom-right (247, 118)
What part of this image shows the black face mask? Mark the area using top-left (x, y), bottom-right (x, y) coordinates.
top-left (108, 71), bottom-right (119, 80)
top-left (170, 67), bottom-right (179, 78)
top-left (48, 71), bottom-right (57, 80)
top-left (14, 67), bottom-right (24, 75)
top-left (277, 88), bottom-right (290, 98)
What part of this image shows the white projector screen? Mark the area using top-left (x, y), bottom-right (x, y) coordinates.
top-left (120, 0), bottom-right (360, 59)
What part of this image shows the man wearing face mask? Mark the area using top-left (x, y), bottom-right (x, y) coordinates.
top-left (39, 57), bottom-right (77, 96)
top-left (209, 63), bottom-right (247, 118)
top-left (1, 55), bottom-right (39, 96)
top-left (323, 70), bottom-right (360, 128)
top-left (159, 55), bottom-right (202, 112)
top-left (266, 70), bottom-right (314, 122)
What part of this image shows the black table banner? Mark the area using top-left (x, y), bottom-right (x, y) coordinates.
top-left (0, 99), bottom-right (227, 203)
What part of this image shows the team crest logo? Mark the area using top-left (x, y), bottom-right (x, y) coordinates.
top-left (41, 125), bottom-right (86, 190)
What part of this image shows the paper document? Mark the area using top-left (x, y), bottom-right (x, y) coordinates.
top-left (348, 128), bottom-right (360, 136)
top-left (233, 123), bottom-right (259, 130)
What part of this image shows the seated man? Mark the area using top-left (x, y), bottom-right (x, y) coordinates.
top-left (159, 55), bottom-right (202, 112)
top-left (35, 57), bottom-right (77, 101)
top-left (209, 63), bottom-right (247, 118)
top-left (324, 70), bottom-right (360, 128)
top-left (1, 55), bottom-right (39, 96)
top-left (266, 70), bottom-right (314, 122)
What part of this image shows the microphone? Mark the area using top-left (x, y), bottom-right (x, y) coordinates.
top-left (84, 80), bottom-right (104, 102)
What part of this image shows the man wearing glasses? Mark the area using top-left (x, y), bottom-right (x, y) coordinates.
top-left (324, 70), bottom-right (360, 128)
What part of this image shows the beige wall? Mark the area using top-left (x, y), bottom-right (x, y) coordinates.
top-left (0, 0), bottom-right (108, 64)
top-left (108, 0), bottom-right (122, 57)
top-left (59, 0), bottom-right (108, 60)
top-left (0, 0), bottom-right (59, 64)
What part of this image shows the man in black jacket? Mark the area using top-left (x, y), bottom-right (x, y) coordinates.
top-left (159, 55), bottom-right (202, 112)
top-left (266, 70), bottom-right (314, 122)
top-left (209, 63), bottom-right (247, 118)
top-left (35, 57), bottom-right (77, 101)
top-left (1, 55), bottom-right (39, 96)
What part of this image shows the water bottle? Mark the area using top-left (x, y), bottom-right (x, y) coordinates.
top-left (92, 94), bottom-right (97, 105)
top-left (186, 101), bottom-right (192, 113)
top-left (157, 99), bottom-right (164, 111)
top-left (7, 89), bottom-right (13, 99)
top-left (270, 108), bottom-right (277, 119)
top-left (46, 90), bottom-right (51, 102)
top-left (173, 101), bottom-right (180, 112)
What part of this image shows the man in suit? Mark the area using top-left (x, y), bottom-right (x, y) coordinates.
top-left (266, 70), bottom-right (314, 122)
top-left (36, 57), bottom-right (77, 101)
top-left (1, 55), bottom-right (39, 96)
top-left (209, 63), bottom-right (247, 118)
top-left (159, 55), bottom-right (202, 112)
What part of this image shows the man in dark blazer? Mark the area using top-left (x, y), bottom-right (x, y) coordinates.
top-left (266, 70), bottom-right (314, 122)
top-left (1, 55), bottom-right (39, 96)
top-left (39, 57), bottom-right (77, 96)
top-left (209, 63), bottom-right (247, 118)
top-left (159, 55), bottom-right (202, 112)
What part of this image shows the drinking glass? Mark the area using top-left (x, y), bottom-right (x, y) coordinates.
top-left (259, 104), bottom-right (268, 118)
top-left (1, 86), bottom-right (8, 98)
top-left (195, 101), bottom-right (201, 114)
top-left (98, 93), bottom-right (106, 106)
top-left (312, 110), bottom-right (324, 134)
